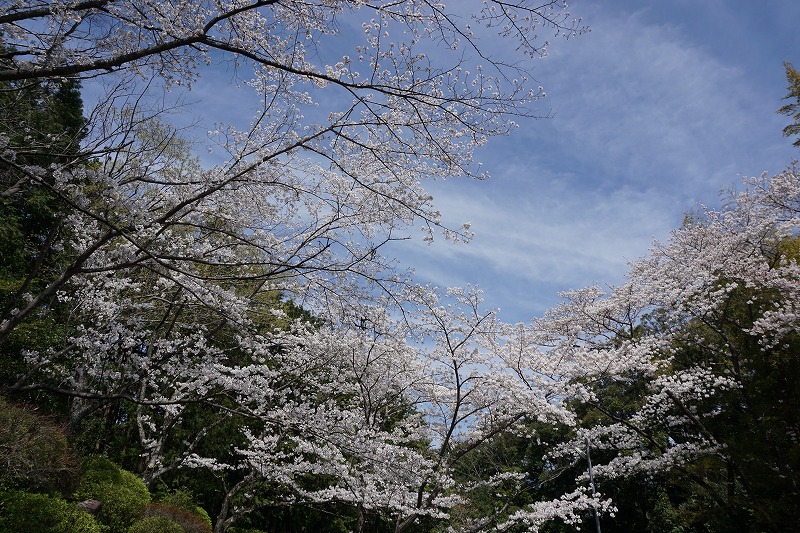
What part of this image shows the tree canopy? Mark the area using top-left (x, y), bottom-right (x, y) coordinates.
top-left (2, 2), bottom-right (800, 532)
top-left (0, 2), bottom-right (596, 532)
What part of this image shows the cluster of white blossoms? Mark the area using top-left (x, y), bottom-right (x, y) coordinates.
top-left (529, 166), bottom-right (800, 512)
top-left (0, 2), bottom-right (595, 531)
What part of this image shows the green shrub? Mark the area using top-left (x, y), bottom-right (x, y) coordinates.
top-left (127, 516), bottom-right (184, 533)
top-left (0, 490), bottom-right (102, 533)
top-left (75, 456), bottom-right (151, 533)
top-left (156, 488), bottom-right (213, 532)
top-left (0, 395), bottom-right (79, 493)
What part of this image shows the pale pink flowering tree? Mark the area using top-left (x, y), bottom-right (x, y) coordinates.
top-left (1, 0), bottom-right (587, 341)
top-left (0, 1), bottom-right (596, 532)
top-left (527, 166), bottom-right (800, 528)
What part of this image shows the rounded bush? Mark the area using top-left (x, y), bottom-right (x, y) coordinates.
top-left (127, 516), bottom-right (184, 533)
top-left (74, 456), bottom-right (151, 533)
top-left (0, 490), bottom-right (102, 533)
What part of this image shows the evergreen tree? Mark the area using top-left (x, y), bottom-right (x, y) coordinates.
top-left (0, 47), bottom-right (86, 400)
top-left (779, 62), bottom-right (800, 147)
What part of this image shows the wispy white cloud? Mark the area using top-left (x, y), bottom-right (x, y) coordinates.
top-left (96, 1), bottom-right (797, 322)
top-left (531, 6), bottom-right (785, 192)
top-left (393, 3), bottom-right (799, 322)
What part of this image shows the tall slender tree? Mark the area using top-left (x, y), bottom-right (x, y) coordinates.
top-left (779, 62), bottom-right (800, 147)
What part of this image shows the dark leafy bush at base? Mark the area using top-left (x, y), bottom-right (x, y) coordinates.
top-left (143, 501), bottom-right (213, 533)
top-left (157, 488), bottom-right (213, 532)
top-left (0, 395), bottom-right (79, 493)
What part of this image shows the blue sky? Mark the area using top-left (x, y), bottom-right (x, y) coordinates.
top-left (389, 0), bottom-right (800, 323)
top-left (139, 1), bottom-right (800, 325)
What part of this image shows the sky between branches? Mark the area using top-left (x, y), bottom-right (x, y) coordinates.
top-left (128, 0), bottom-right (800, 324)
top-left (398, 0), bottom-right (800, 322)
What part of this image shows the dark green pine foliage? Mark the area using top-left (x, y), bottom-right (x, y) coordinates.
top-left (0, 68), bottom-right (86, 394)
top-left (0, 73), bottom-right (85, 272)
top-left (779, 62), bottom-right (800, 147)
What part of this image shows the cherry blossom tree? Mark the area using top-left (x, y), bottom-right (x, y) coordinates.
top-left (1, 0), bottom-right (588, 341)
top-left (0, 0), bottom-right (587, 401)
top-left (0, 2), bottom-right (598, 532)
top-left (0, 0), bottom-right (588, 398)
top-left (530, 166), bottom-right (800, 530)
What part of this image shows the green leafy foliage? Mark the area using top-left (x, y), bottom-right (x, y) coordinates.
top-left (0, 74), bottom-right (84, 282)
top-left (227, 503), bottom-right (365, 533)
top-left (0, 61), bottom-right (86, 408)
top-left (0, 490), bottom-right (102, 533)
top-left (675, 298), bottom-right (800, 530)
top-left (779, 62), bottom-right (800, 147)
top-left (74, 457), bottom-right (151, 533)
top-left (156, 489), bottom-right (213, 531)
